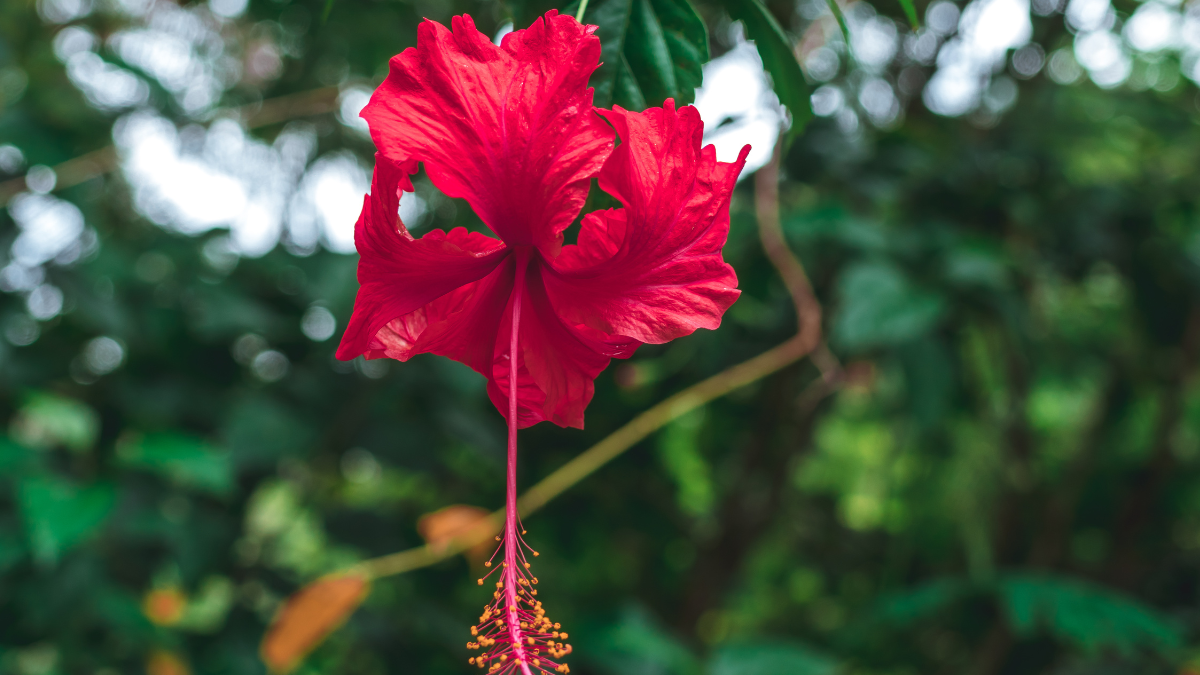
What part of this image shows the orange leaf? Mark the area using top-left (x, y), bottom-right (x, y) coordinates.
top-left (259, 572), bottom-right (370, 674)
top-left (417, 504), bottom-right (494, 564)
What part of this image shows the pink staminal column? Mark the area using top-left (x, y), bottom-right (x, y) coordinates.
top-left (467, 250), bottom-right (573, 675)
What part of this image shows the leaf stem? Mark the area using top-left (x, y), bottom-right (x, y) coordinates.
top-left (575, 0), bottom-right (590, 22)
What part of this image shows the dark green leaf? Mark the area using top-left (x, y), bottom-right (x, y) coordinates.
top-left (18, 477), bottom-right (115, 563)
top-left (999, 574), bottom-right (1182, 656)
top-left (583, 606), bottom-right (701, 675)
top-left (897, 0), bottom-right (921, 30)
top-left (614, 53), bottom-right (649, 110)
top-left (899, 337), bottom-right (955, 426)
top-left (831, 261), bottom-right (946, 351)
top-left (0, 529), bottom-right (26, 572)
top-left (721, 0), bottom-right (812, 143)
top-left (864, 578), bottom-right (977, 626)
top-left (573, 0), bottom-right (707, 110)
top-left (708, 642), bottom-right (839, 675)
top-left (0, 436), bottom-right (36, 477)
top-left (116, 432), bottom-right (235, 497)
top-left (566, 0), bottom-right (635, 107)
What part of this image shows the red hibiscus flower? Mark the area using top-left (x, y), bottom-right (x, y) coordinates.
top-left (335, 10), bottom-right (747, 674)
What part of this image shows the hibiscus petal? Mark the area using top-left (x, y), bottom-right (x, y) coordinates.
top-left (545, 100), bottom-right (748, 344)
top-left (336, 156), bottom-right (509, 361)
top-left (362, 11), bottom-right (614, 259)
top-left (373, 256), bottom-right (514, 375)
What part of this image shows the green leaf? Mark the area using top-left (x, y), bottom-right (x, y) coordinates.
top-left (571, 0), bottom-right (707, 110)
top-left (18, 476), bottom-right (116, 563)
top-left (999, 574), bottom-right (1182, 656)
top-left (897, 0), bottom-right (921, 30)
top-left (824, 0), bottom-right (852, 52)
top-left (116, 432), bottom-right (235, 497)
top-left (708, 641), bottom-right (838, 675)
top-left (658, 409), bottom-right (714, 517)
top-left (92, 584), bottom-right (155, 637)
top-left (0, 528), bottom-right (26, 572)
top-left (865, 578), bottom-right (977, 626)
top-left (614, 53), bottom-right (649, 110)
top-left (584, 606), bottom-right (701, 675)
top-left (566, 0), bottom-right (633, 107)
top-left (721, 0), bottom-right (812, 143)
top-left (222, 393), bottom-right (315, 468)
top-left (831, 261), bottom-right (947, 351)
top-left (177, 576), bottom-right (236, 633)
top-left (0, 436), bottom-right (37, 477)
top-left (9, 393), bottom-right (100, 453)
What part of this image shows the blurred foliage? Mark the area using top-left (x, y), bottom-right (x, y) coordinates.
top-left (3, 0), bottom-right (1200, 673)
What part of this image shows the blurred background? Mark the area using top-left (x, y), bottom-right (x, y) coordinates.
top-left (4, 0), bottom-right (1200, 672)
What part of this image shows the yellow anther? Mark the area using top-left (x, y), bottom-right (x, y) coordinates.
top-left (495, 535), bottom-right (501, 541)
top-left (522, 529), bottom-right (527, 535)
top-left (477, 579), bottom-right (484, 585)
top-left (524, 562), bottom-right (531, 569)
top-left (484, 561), bottom-right (491, 567)
top-left (532, 551), bottom-right (539, 556)
top-left (560, 633), bottom-right (568, 639)
top-left (500, 655), bottom-right (507, 662)
top-left (527, 637), bottom-right (535, 645)
top-left (553, 623), bottom-right (561, 629)
top-left (469, 658), bottom-right (475, 665)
